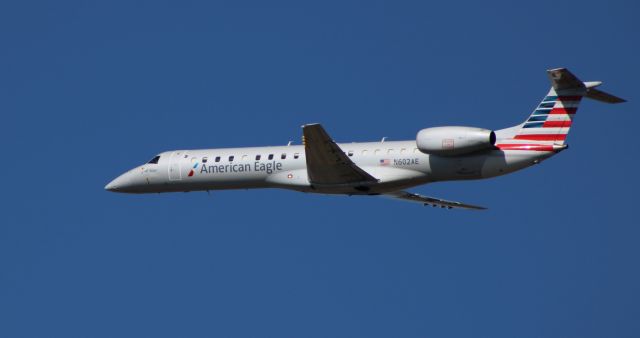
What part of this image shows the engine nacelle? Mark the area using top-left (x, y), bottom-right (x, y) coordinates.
top-left (416, 126), bottom-right (496, 156)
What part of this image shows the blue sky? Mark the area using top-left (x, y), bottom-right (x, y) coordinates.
top-left (1, 1), bottom-right (639, 337)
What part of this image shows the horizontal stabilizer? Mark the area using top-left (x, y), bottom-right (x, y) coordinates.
top-left (586, 88), bottom-right (626, 103)
top-left (547, 68), bottom-right (625, 103)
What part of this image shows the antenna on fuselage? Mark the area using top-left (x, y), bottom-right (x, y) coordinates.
top-left (381, 137), bottom-right (387, 143)
top-left (287, 141), bottom-right (292, 146)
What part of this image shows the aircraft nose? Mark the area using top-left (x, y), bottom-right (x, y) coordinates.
top-left (105, 172), bottom-right (131, 192)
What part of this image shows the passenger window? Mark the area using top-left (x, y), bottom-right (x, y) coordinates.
top-left (281, 153), bottom-right (286, 160)
top-left (202, 157), bottom-right (208, 163)
top-left (387, 149), bottom-right (394, 154)
top-left (362, 150), bottom-right (368, 155)
top-left (268, 154), bottom-right (274, 160)
top-left (242, 155), bottom-right (248, 160)
top-left (293, 153), bottom-right (299, 159)
top-left (229, 156), bottom-right (234, 162)
top-left (374, 149), bottom-right (380, 155)
top-left (255, 155), bottom-right (261, 160)
top-left (413, 148), bottom-right (419, 154)
top-left (215, 156), bottom-right (221, 162)
top-left (400, 148), bottom-right (406, 154)
top-left (147, 155), bottom-right (160, 164)
top-left (348, 151), bottom-right (354, 157)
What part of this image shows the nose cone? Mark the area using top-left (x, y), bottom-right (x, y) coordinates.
top-left (105, 166), bottom-right (153, 193)
top-left (105, 172), bottom-right (131, 192)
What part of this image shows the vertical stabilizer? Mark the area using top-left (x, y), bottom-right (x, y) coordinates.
top-left (508, 68), bottom-right (624, 145)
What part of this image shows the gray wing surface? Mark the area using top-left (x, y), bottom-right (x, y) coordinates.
top-left (302, 123), bottom-right (377, 185)
top-left (385, 191), bottom-right (486, 210)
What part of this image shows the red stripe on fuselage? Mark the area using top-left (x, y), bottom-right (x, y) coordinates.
top-left (514, 134), bottom-right (567, 141)
top-left (496, 144), bottom-right (554, 151)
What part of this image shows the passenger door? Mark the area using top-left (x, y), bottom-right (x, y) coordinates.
top-left (168, 151), bottom-right (184, 180)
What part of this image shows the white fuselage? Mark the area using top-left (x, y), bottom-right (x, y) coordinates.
top-left (105, 68), bottom-right (623, 205)
top-left (105, 140), bottom-right (558, 195)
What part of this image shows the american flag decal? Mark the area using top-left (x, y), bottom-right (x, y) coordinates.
top-left (380, 159), bottom-right (390, 166)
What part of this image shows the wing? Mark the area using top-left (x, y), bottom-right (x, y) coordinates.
top-left (302, 123), bottom-right (377, 185)
top-left (385, 191), bottom-right (486, 210)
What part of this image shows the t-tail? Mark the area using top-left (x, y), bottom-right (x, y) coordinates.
top-left (497, 68), bottom-right (625, 151)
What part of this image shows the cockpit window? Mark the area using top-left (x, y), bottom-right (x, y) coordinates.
top-left (147, 155), bottom-right (161, 164)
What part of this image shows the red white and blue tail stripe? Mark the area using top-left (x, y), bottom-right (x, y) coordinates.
top-left (496, 68), bottom-right (624, 152)
top-left (514, 88), bottom-right (582, 144)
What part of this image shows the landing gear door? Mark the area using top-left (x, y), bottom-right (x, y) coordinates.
top-left (169, 151), bottom-right (184, 180)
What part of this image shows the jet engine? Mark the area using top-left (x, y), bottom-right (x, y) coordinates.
top-left (416, 126), bottom-right (496, 156)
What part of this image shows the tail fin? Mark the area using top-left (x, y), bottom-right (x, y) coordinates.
top-left (510, 68), bottom-right (624, 145)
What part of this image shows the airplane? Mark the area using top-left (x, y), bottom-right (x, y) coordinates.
top-left (105, 68), bottom-right (624, 210)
